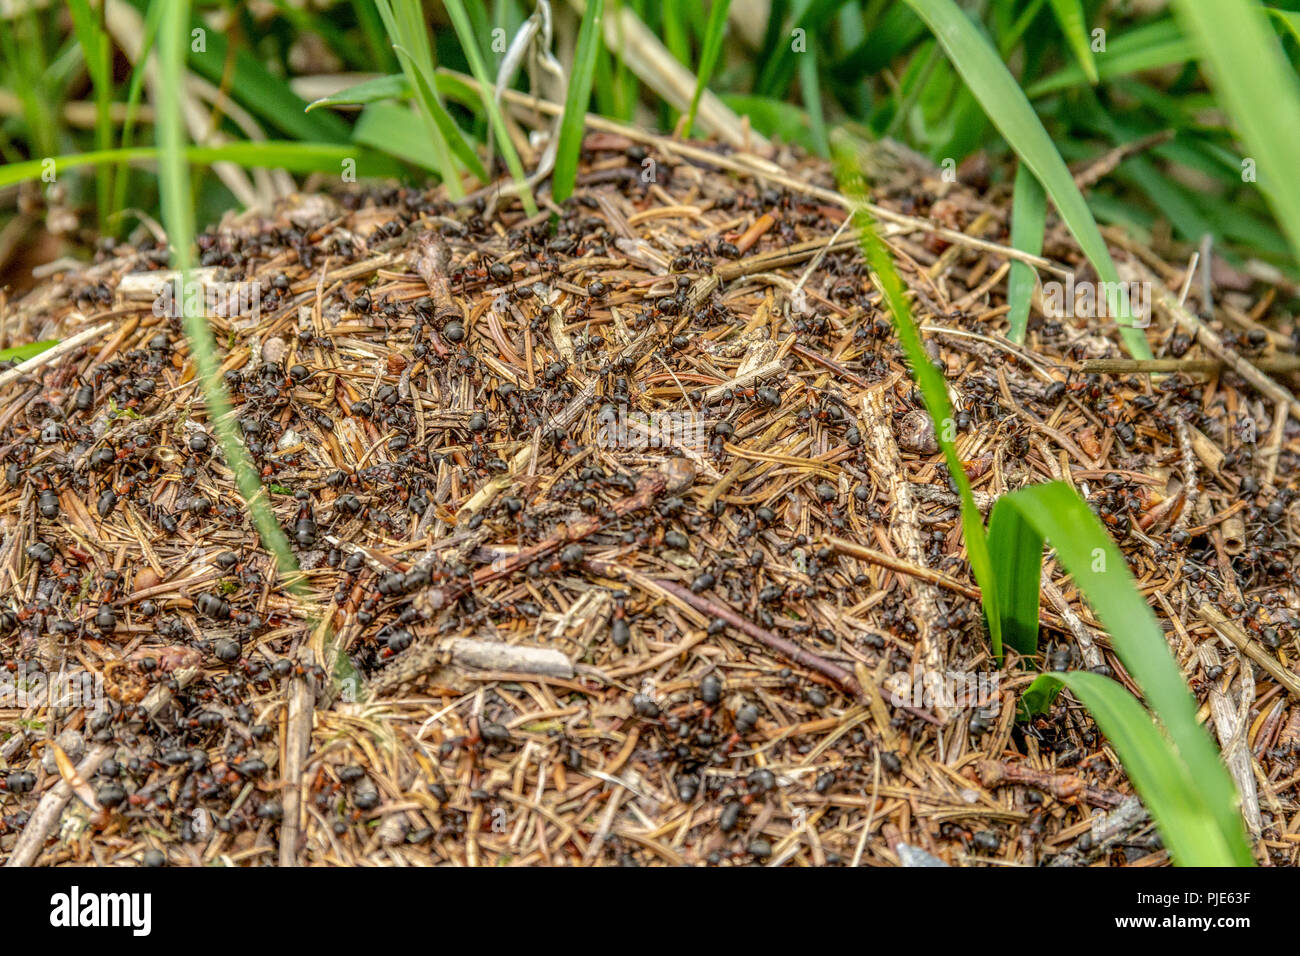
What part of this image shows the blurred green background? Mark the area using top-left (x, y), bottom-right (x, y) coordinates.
top-left (3, 0), bottom-right (1300, 293)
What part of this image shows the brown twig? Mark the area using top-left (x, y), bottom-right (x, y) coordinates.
top-left (975, 760), bottom-right (1127, 809)
top-left (637, 574), bottom-right (866, 703)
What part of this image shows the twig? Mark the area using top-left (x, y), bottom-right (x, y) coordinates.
top-left (1199, 604), bottom-right (1300, 701)
top-left (860, 388), bottom-right (947, 705)
top-left (1204, 644), bottom-right (1262, 839)
top-left (1046, 796), bottom-right (1150, 866)
top-left (700, 360), bottom-right (786, 403)
top-left (824, 535), bottom-right (980, 600)
top-left (1041, 574), bottom-right (1103, 670)
top-left (0, 321), bottom-right (111, 393)
top-left (1173, 418), bottom-right (1197, 534)
top-left (593, 564), bottom-right (865, 703)
top-left (1080, 356), bottom-right (1300, 375)
top-left (1262, 402), bottom-right (1287, 489)
top-left (1071, 131), bottom-right (1175, 190)
top-left (1137, 263), bottom-right (1300, 422)
top-left (279, 672), bottom-right (314, 866)
top-left (975, 760), bottom-right (1127, 809)
top-left (3, 744), bottom-right (114, 868)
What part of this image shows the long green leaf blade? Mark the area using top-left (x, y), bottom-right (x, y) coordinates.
top-left (156, 0), bottom-right (299, 581)
top-left (394, 45), bottom-right (488, 184)
top-left (374, 0), bottom-right (464, 196)
top-left (1170, 0), bottom-right (1300, 267)
top-left (1028, 672), bottom-right (1244, 867)
top-left (990, 482), bottom-right (1253, 865)
top-left (902, 0), bottom-right (1152, 359)
top-left (1026, 19), bottom-right (1193, 97)
top-left (834, 135), bottom-right (1003, 661)
top-left (306, 73), bottom-right (411, 112)
top-left (1269, 8), bottom-right (1300, 49)
top-left (67, 0), bottom-right (113, 230)
top-left (985, 494), bottom-right (1042, 656)
top-left (0, 340), bottom-right (58, 362)
top-left (685, 0), bottom-right (732, 139)
top-left (442, 0), bottom-right (537, 214)
top-left (0, 142), bottom-right (403, 190)
top-left (1047, 0), bottom-right (1098, 84)
top-left (1007, 162), bottom-right (1045, 344)
top-left (553, 0), bottom-right (605, 203)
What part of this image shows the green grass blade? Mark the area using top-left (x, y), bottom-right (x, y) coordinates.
top-left (997, 0), bottom-right (1048, 56)
top-left (989, 482), bottom-right (1253, 866)
top-left (0, 8), bottom-right (56, 159)
top-left (1028, 672), bottom-right (1245, 867)
top-left (112, 0), bottom-right (166, 233)
top-left (393, 45), bottom-right (488, 185)
top-left (442, 0), bottom-right (537, 214)
top-left (0, 340), bottom-right (58, 362)
top-left (684, 0), bottom-right (732, 139)
top-left (155, 0), bottom-right (299, 582)
top-left (1170, 0), bottom-right (1300, 266)
top-left (662, 0), bottom-right (692, 71)
top-left (306, 74), bottom-right (411, 112)
top-left (797, 39), bottom-right (829, 156)
top-left (834, 134), bottom-right (1003, 661)
top-left (0, 142), bottom-right (403, 190)
top-left (901, 0), bottom-right (1152, 359)
top-left (156, 5), bottom-right (194, 264)
top-left (67, 0), bottom-right (114, 231)
top-left (352, 102), bottom-right (446, 173)
top-left (374, 0), bottom-right (465, 196)
top-left (1026, 18), bottom-right (1193, 97)
top-left (1046, 0), bottom-right (1098, 84)
top-left (552, 0), bottom-right (605, 203)
top-left (1006, 162), bottom-right (1045, 344)
top-left (353, 0), bottom-right (399, 72)
top-left (594, 41), bottom-right (620, 119)
top-left (984, 494), bottom-right (1043, 657)
top-left (756, 0), bottom-right (853, 97)
top-left (1268, 8), bottom-right (1300, 49)
top-left (883, 39), bottom-right (943, 141)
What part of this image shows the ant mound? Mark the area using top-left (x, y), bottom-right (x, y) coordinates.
top-left (1, 137), bottom-right (1296, 866)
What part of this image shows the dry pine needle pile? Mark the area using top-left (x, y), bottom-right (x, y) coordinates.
top-left (0, 128), bottom-right (1298, 867)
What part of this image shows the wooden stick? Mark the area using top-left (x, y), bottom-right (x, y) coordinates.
top-left (1137, 264), bottom-right (1300, 422)
top-left (0, 321), bottom-right (112, 393)
top-left (860, 388), bottom-right (947, 702)
top-left (278, 671), bottom-right (314, 867)
top-left (825, 535), bottom-right (981, 600)
top-left (1080, 356), bottom-right (1300, 375)
top-left (1199, 604), bottom-right (1300, 701)
top-left (976, 760), bottom-right (1127, 809)
top-left (647, 575), bottom-right (866, 703)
